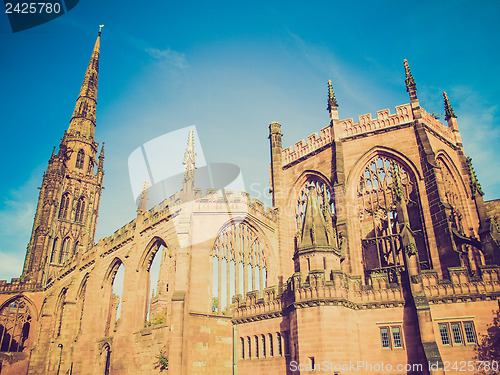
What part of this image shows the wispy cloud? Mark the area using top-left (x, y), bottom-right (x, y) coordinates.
top-left (145, 48), bottom-right (187, 69)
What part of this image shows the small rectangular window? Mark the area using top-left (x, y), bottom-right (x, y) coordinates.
top-left (463, 322), bottom-right (476, 344)
top-left (439, 324), bottom-right (450, 345)
top-left (391, 326), bottom-right (402, 348)
top-left (380, 327), bottom-right (390, 348)
top-left (451, 323), bottom-right (463, 344)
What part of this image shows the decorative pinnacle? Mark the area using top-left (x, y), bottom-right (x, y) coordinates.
top-left (183, 130), bottom-right (196, 182)
top-left (466, 157), bottom-right (484, 196)
top-left (327, 80), bottom-right (338, 110)
top-left (403, 59), bottom-right (416, 93)
top-left (390, 160), bottom-right (404, 201)
top-left (443, 92), bottom-right (456, 121)
top-left (99, 24), bottom-right (104, 35)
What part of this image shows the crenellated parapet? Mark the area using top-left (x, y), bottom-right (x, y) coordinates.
top-left (282, 125), bottom-right (332, 166)
top-left (420, 108), bottom-right (457, 146)
top-left (234, 265), bottom-right (500, 322)
top-left (340, 104), bottom-right (413, 139)
top-left (0, 278), bottom-right (40, 293)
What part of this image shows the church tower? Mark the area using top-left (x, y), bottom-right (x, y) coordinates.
top-left (22, 29), bottom-right (104, 285)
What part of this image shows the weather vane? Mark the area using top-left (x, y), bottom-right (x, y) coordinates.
top-left (99, 24), bottom-right (104, 33)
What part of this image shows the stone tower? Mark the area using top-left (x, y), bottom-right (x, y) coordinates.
top-left (21, 30), bottom-right (104, 285)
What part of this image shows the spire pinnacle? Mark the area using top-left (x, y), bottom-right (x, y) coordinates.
top-left (183, 130), bottom-right (196, 180)
top-left (443, 92), bottom-right (456, 121)
top-left (327, 80), bottom-right (338, 110)
top-left (98, 142), bottom-right (105, 171)
top-left (67, 31), bottom-right (101, 140)
top-left (404, 59), bottom-right (416, 93)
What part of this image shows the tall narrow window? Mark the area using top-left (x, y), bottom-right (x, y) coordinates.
top-left (463, 322), bottom-right (476, 344)
top-left (391, 327), bottom-right (402, 348)
top-left (277, 332), bottom-right (282, 356)
top-left (146, 244), bottom-right (166, 325)
top-left (75, 197), bottom-right (85, 223)
top-left (247, 337), bottom-right (251, 358)
top-left (261, 334), bottom-right (266, 357)
top-left (439, 324), bottom-right (450, 345)
top-left (50, 238), bottom-right (59, 263)
top-left (269, 333), bottom-right (274, 356)
top-left (59, 237), bottom-right (71, 264)
top-left (451, 323), bottom-right (463, 344)
top-left (255, 335), bottom-right (259, 358)
top-left (88, 158), bottom-right (94, 175)
top-left (54, 289), bottom-right (67, 338)
top-left (240, 337), bottom-right (245, 359)
top-left (380, 327), bottom-right (390, 348)
top-left (59, 193), bottom-right (70, 219)
top-left (0, 298), bottom-right (32, 352)
top-left (76, 149), bottom-right (85, 169)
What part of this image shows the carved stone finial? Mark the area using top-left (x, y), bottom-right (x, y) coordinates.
top-left (390, 160), bottom-right (404, 200)
top-left (466, 157), bottom-right (484, 196)
top-left (443, 92), bottom-right (456, 121)
top-left (183, 130), bottom-right (196, 183)
top-left (403, 59), bottom-right (416, 93)
top-left (327, 80), bottom-right (338, 111)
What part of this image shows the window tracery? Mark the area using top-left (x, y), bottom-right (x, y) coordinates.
top-left (212, 222), bottom-right (267, 313)
top-left (0, 298), bottom-right (32, 352)
top-left (296, 176), bottom-right (335, 232)
top-left (59, 193), bottom-right (70, 219)
top-left (76, 149), bottom-right (85, 169)
top-left (357, 155), bottom-right (429, 283)
top-left (75, 197), bottom-right (85, 223)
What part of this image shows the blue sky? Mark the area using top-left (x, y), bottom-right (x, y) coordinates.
top-left (1, 0), bottom-right (499, 281)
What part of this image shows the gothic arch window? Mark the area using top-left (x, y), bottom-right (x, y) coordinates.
top-left (50, 238), bottom-right (59, 264)
top-left (58, 193), bottom-right (70, 219)
top-left (212, 222), bottom-right (268, 313)
top-left (0, 298), bottom-right (32, 352)
top-left (73, 241), bottom-right (79, 256)
top-left (88, 157), bottom-right (94, 175)
top-left (59, 237), bottom-right (71, 264)
top-left (54, 289), bottom-right (67, 338)
top-left (104, 260), bottom-right (124, 336)
top-left (295, 176), bottom-right (335, 232)
top-left (76, 276), bottom-right (88, 336)
top-left (101, 343), bottom-right (111, 375)
top-left (76, 149), bottom-right (85, 169)
top-left (357, 155), bottom-right (429, 284)
top-left (145, 243), bottom-right (170, 326)
top-left (75, 197), bottom-right (85, 223)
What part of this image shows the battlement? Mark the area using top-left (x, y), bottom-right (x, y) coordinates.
top-left (340, 104), bottom-right (413, 139)
top-left (0, 278), bottom-right (40, 294)
top-left (234, 266), bottom-right (500, 321)
top-left (420, 107), bottom-right (456, 145)
top-left (282, 125), bottom-right (332, 166)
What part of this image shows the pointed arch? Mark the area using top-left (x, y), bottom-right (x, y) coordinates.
top-left (50, 238), bottom-right (60, 264)
top-left (137, 236), bottom-right (169, 272)
top-left (58, 193), bottom-right (70, 219)
top-left (75, 274), bottom-right (89, 336)
top-left (102, 257), bottom-right (124, 288)
top-left (75, 196), bottom-right (86, 223)
top-left (0, 295), bottom-right (36, 353)
top-left (76, 149), bottom-right (85, 169)
top-left (59, 237), bottom-right (71, 264)
top-left (54, 288), bottom-right (68, 338)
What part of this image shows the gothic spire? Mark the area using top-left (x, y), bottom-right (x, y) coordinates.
top-left (443, 92), bottom-right (456, 121)
top-left (183, 130), bottom-right (196, 183)
top-left (327, 80), bottom-right (338, 111)
top-left (404, 59), bottom-right (416, 93)
top-left (98, 142), bottom-right (105, 171)
top-left (67, 29), bottom-right (101, 140)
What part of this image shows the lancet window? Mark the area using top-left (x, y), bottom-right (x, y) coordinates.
top-left (212, 222), bottom-right (267, 313)
top-left (75, 197), bottom-right (85, 223)
top-left (0, 298), bottom-right (32, 352)
top-left (76, 149), bottom-right (85, 169)
top-left (357, 155), bottom-right (429, 284)
top-left (296, 176), bottom-right (335, 232)
top-left (59, 237), bottom-right (71, 264)
top-left (59, 193), bottom-right (70, 219)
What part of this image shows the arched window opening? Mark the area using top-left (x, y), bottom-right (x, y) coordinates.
top-left (88, 158), bottom-right (94, 175)
top-left (0, 298), bottom-right (32, 352)
top-left (296, 176), bottom-right (335, 232)
top-left (277, 332), bottom-right (282, 356)
top-left (76, 149), bottom-right (85, 169)
top-left (75, 197), bottom-right (85, 223)
top-left (50, 238), bottom-right (59, 264)
top-left (58, 193), bottom-right (70, 219)
top-left (54, 289), bottom-right (67, 338)
top-left (73, 241), bottom-right (79, 256)
top-left (101, 344), bottom-right (111, 375)
top-left (357, 155), bottom-right (429, 284)
top-left (269, 333), bottom-right (274, 356)
top-left (211, 222), bottom-right (268, 314)
top-left (76, 278), bottom-right (87, 336)
top-left (145, 244), bottom-right (168, 326)
top-left (105, 262), bottom-right (124, 337)
top-left (59, 237), bottom-right (71, 264)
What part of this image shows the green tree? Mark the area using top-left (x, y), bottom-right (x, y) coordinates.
top-left (475, 309), bottom-right (500, 374)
